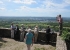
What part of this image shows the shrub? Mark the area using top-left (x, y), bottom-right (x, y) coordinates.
top-left (61, 29), bottom-right (70, 42)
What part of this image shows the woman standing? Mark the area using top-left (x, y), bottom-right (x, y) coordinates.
top-left (11, 23), bottom-right (15, 39)
top-left (20, 24), bottom-right (25, 42)
top-left (25, 29), bottom-right (34, 50)
top-left (34, 26), bottom-right (39, 42)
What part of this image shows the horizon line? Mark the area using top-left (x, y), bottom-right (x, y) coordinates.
top-left (0, 16), bottom-right (70, 17)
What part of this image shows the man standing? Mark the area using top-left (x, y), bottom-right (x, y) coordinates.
top-left (46, 26), bottom-right (51, 44)
top-left (15, 25), bottom-right (20, 40)
top-left (11, 23), bottom-right (15, 38)
top-left (56, 14), bottom-right (63, 36)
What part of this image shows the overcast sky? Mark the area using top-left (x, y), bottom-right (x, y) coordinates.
top-left (0, 0), bottom-right (70, 17)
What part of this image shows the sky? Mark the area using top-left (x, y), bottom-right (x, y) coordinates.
top-left (0, 0), bottom-right (70, 17)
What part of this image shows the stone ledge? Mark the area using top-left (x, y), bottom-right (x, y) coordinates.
top-left (0, 28), bottom-right (57, 42)
top-left (56, 34), bottom-right (67, 50)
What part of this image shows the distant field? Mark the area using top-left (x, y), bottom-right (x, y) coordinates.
top-left (0, 17), bottom-right (70, 31)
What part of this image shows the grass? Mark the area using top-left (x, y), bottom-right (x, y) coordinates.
top-left (34, 46), bottom-right (55, 50)
top-left (34, 47), bottom-right (45, 50)
top-left (0, 38), bottom-right (56, 50)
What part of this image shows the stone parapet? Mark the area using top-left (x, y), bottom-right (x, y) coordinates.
top-left (56, 33), bottom-right (67, 50)
top-left (0, 28), bottom-right (57, 42)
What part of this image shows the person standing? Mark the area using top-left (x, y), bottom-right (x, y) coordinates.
top-left (20, 24), bottom-right (25, 42)
top-left (11, 23), bottom-right (15, 38)
top-left (46, 26), bottom-right (51, 44)
top-left (15, 25), bottom-right (20, 40)
top-left (34, 26), bottom-right (39, 43)
top-left (25, 29), bottom-right (34, 50)
top-left (56, 14), bottom-right (63, 36)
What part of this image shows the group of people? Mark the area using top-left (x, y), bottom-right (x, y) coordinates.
top-left (11, 24), bottom-right (38, 50)
top-left (11, 24), bottom-right (25, 41)
top-left (11, 14), bottom-right (63, 50)
top-left (24, 26), bottom-right (39, 50)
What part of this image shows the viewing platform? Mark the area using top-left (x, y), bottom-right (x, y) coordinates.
top-left (0, 28), bottom-right (67, 50)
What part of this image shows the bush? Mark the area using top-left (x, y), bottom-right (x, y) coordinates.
top-left (61, 29), bottom-right (70, 42)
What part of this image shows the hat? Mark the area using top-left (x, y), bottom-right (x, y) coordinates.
top-left (21, 24), bottom-right (24, 26)
top-left (28, 29), bottom-right (31, 33)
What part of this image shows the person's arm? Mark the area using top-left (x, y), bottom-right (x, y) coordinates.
top-left (11, 26), bottom-right (12, 30)
top-left (25, 35), bottom-right (27, 39)
top-left (60, 18), bottom-right (63, 23)
top-left (11, 26), bottom-right (14, 30)
top-left (24, 35), bottom-right (27, 43)
top-left (46, 29), bottom-right (47, 33)
top-left (24, 33), bottom-right (27, 43)
top-left (20, 27), bottom-right (23, 32)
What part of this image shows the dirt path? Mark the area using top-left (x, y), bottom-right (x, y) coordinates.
top-left (0, 38), bottom-right (55, 50)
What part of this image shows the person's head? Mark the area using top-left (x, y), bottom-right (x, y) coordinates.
top-left (59, 14), bottom-right (61, 18)
top-left (16, 25), bottom-right (18, 27)
top-left (28, 29), bottom-right (31, 33)
top-left (28, 25), bottom-right (31, 29)
top-left (47, 26), bottom-right (50, 28)
top-left (11, 23), bottom-right (13, 25)
top-left (21, 24), bottom-right (24, 27)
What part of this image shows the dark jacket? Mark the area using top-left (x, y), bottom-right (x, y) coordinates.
top-left (46, 28), bottom-right (51, 34)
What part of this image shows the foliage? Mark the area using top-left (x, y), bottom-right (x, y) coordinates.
top-left (0, 17), bottom-right (70, 32)
top-left (61, 29), bottom-right (70, 41)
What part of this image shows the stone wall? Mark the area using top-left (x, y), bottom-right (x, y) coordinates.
top-left (0, 28), bottom-right (67, 50)
top-left (56, 33), bottom-right (67, 50)
top-left (0, 28), bottom-right (57, 42)
top-left (0, 28), bottom-right (11, 37)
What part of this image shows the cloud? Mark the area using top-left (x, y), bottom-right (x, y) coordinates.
top-left (15, 5), bottom-right (65, 13)
top-left (64, 0), bottom-right (70, 4)
top-left (2, 0), bottom-right (69, 13)
top-left (15, 6), bottom-right (45, 12)
top-left (0, 1), bottom-right (3, 4)
top-left (15, 0), bottom-right (68, 11)
top-left (13, 0), bottom-right (23, 3)
top-left (13, 0), bottom-right (37, 4)
top-left (14, 0), bottom-right (70, 16)
top-left (0, 8), bottom-right (6, 10)
top-left (8, 0), bottom-right (11, 2)
top-left (0, 0), bottom-right (70, 17)
top-left (42, 0), bottom-right (68, 9)
top-left (23, 0), bottom-right (37, 4)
